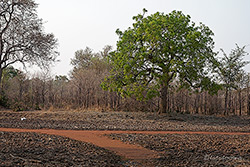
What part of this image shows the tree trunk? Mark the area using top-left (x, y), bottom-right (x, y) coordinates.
top-left (200, 92), bottom-right (203, 114)
top-left (185, 91), bottom-right (189, 114)
top-left (159, 84), bottom-right (168, 114)
top-left (238, 90), bottom-right (242, 116)
top-left (217, 93), bottom-right (220, 115)
top-left (248, 93), bottom-right (250, 116)
top-left (224, 89), bottom-right (228, 115)
top-left (229, 91), bottom-right (231, 115)
top-left (78, 84), bottom-right (82, 107)
top-left (204, 92), bottom-right (207, 114)
top-left (247, 81), bottom-right (250, 116)
top-left (195, 93), bottom-right (199, 114)
top-left (167, 91), bottom-right (170, 112)
top-left (0, 67), bottom-right (2, 94)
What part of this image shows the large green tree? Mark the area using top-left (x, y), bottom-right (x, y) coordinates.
top-left (102, 9), bottom-right (218, 113)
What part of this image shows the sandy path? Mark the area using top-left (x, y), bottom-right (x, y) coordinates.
top-left (1, 128), bottom-right (250, 162)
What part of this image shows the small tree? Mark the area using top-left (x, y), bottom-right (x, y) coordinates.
top-left (102, 9), bottom-right (219, 113)
top-left (70, 47), bottom-right (94, 71)
top-left (70, 46), bottom-right (111, 108)
top-left (0, 0), bottom-right (58, 92)
top-left (70, 46), bottom-right (111, 73)
top-left (218, 44), bottom-right (249, 115)
top-left (0, 66), bottom-right (19, 107)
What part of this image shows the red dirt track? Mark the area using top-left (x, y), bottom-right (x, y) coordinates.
top-left (1, 128), bottom-right (250, 161)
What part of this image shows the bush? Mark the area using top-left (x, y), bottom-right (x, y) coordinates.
top-left (0, 93), bottom-right (9, 108)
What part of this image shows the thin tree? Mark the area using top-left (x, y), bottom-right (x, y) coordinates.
top-left (218, 44), bottom-right (249, 115)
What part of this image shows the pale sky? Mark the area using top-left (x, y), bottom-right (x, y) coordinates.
top-left (33, 0), bottom-right (250, 76)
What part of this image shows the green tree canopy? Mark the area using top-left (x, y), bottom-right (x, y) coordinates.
top-left (71, 47), bottom-right (94, 71)
top-left (102, 9), bottom-right (219, 113)
top-left (219, 44), bottom-right (249, 91)
top-left (70, 46), bottom-right (112, 75)
top-left (218, 44), bottom-right (249, 115)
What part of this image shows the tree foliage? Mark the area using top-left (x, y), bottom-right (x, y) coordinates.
top-left (218, 44), bottom-right (249, 115)
top-left (70, 46), bottom-right (111, 74)
top-left (71, 47), bottom-right (94, 71)
top-left (219, 44), bottom-right (249, 90)
top-left (102, 9), bottom-right (219, 113)
top-left (1, 49), bottom-right (249, 115)
top-left (0, 0), bottom-right (58, 90)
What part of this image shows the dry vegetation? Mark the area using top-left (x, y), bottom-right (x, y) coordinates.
top-left (1, 46), bottom-right (250, 116)
top-left (0, 110), bottom-right (249, 132)
top-left (1, 1), bottom-right (249, 166)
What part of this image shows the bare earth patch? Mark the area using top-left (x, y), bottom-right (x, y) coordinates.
top-left (107, 133), bottom-right (250, 166)
top-left (1, 128), bottom-right (250, 166)
top-left (0, 131), bottom-right (125, 167)
top-left (0, 110), bottom-right (250, 166)
top-left (0, 110), bottom-right (249, 132)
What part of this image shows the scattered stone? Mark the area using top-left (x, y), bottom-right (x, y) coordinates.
top-left (0, 132), bottom-right (125, 167)
top-left (0, 110), bottom-right (249, 166)
top-left (0, 110), bottom-right (249, 132)
top-left (107, 133), bottom-right (250, 166)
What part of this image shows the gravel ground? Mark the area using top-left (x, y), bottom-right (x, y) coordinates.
top-left (107, 133), bottom-right (250, 167)
top-left (0, 131), bottom-right (140, 167)
top-left (0, 110), bottom-right (249, 132)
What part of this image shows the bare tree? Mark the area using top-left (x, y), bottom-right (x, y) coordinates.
top-left (0, 0), bottom-right (58, 92)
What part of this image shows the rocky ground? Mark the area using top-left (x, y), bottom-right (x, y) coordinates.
top-left (0, 110), bottom-right (249, 132)
top-left (0, 131), bottom-right (138, 167)
top-left (0, 110), bottom-right (250, 166)
top-left (107, 133), bottom-right (250, 166)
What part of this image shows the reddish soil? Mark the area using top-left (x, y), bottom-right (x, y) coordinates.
top-left (1, 128), bottom-right (250, 163)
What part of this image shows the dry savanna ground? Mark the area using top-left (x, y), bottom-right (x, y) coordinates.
top-left (0, 110), bottom-right (250, 166)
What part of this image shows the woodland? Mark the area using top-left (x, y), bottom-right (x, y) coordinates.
top-left (1, 1), bottom-right (250, 166)
top-left (0, 1), bottom-right (250, 116)
top-left (1, 44), bottom-right (250, 116)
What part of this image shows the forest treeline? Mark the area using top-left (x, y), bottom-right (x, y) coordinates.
top-left (1, 1), bottom-right (249, 116)
top-left (1, 45), bottom-right (250, 116)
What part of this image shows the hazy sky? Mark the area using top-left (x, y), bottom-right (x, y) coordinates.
top-left (33, 0), bottom-right (250, 76)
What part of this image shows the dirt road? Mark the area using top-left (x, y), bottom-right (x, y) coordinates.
top-left (1, 128), bottom-right (250, 163)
